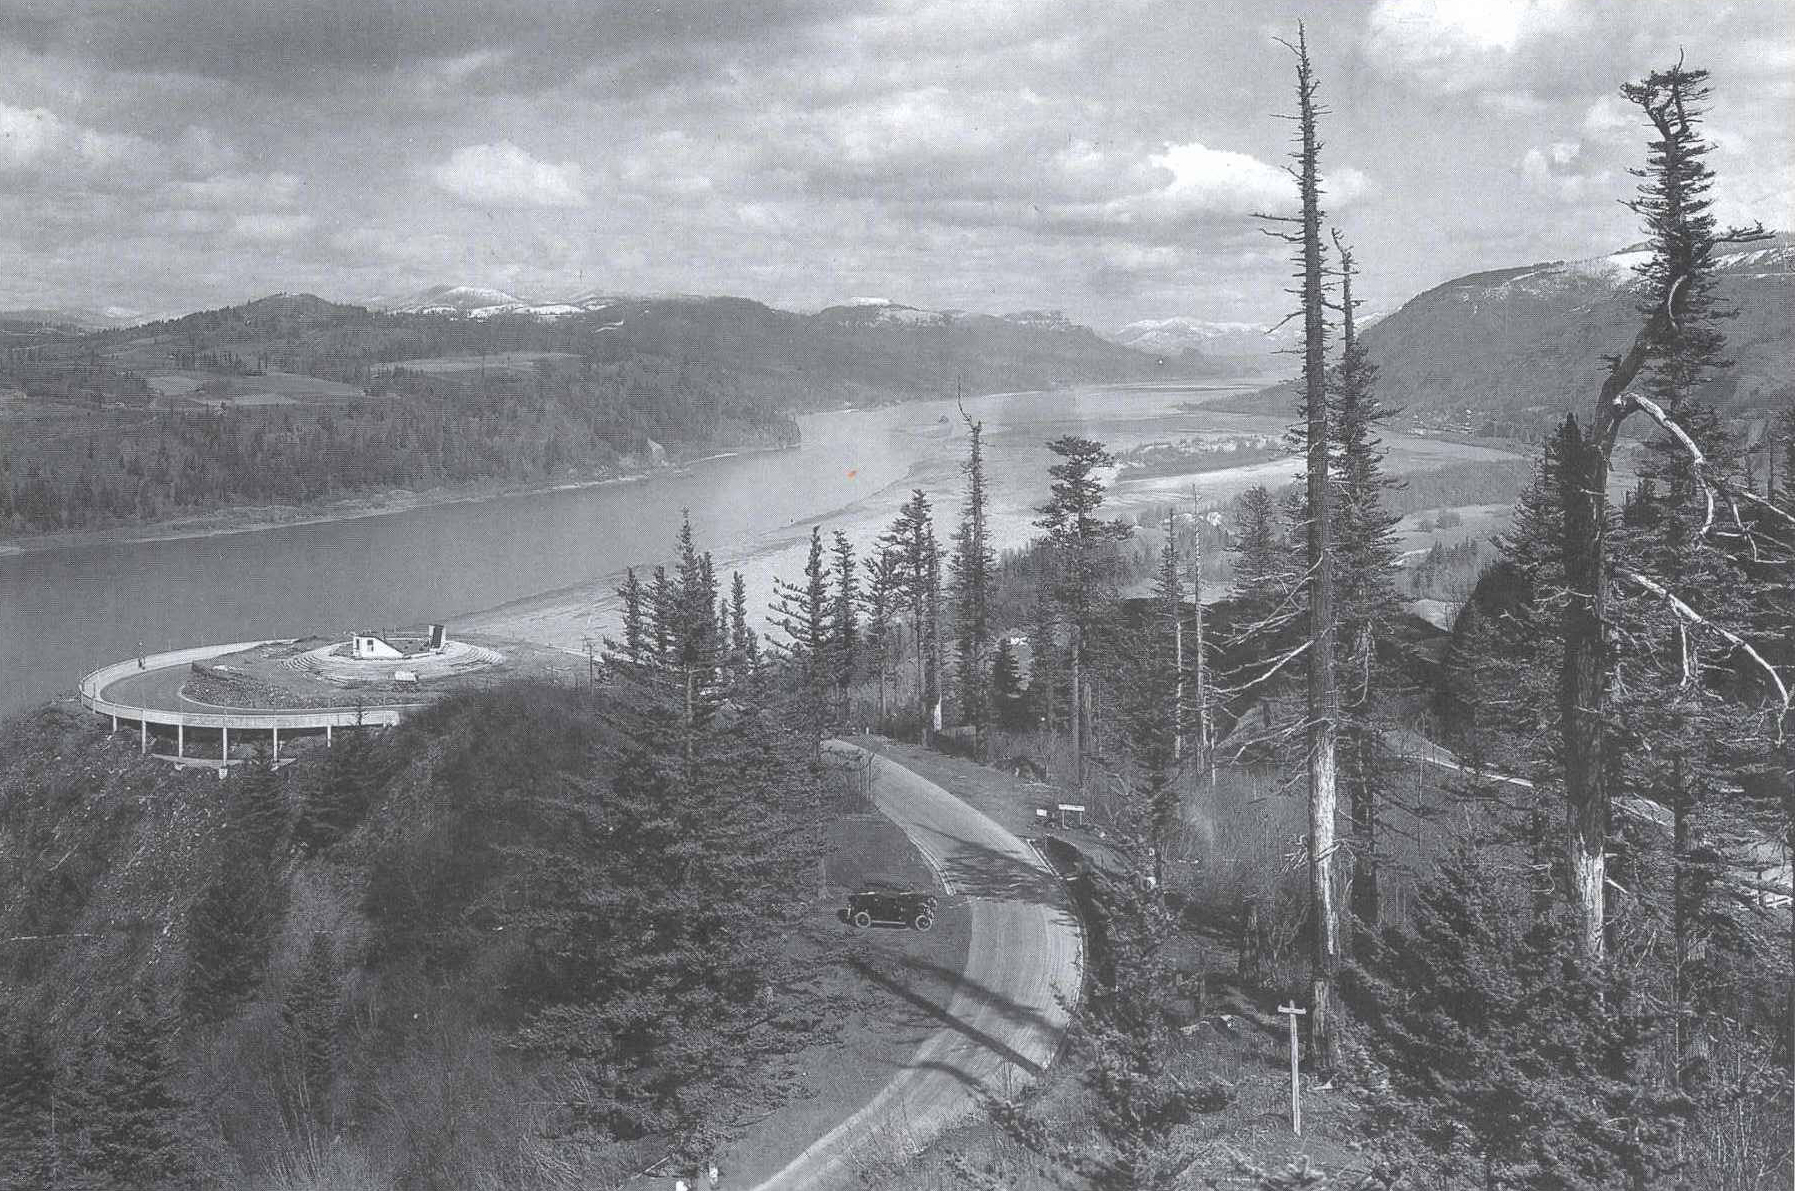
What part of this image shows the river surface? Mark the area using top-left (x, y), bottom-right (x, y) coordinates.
top-left (1, 380), bottom-right (1519, 722)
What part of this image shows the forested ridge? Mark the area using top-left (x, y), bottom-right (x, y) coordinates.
top-left (0, 291), bottom-right (1187, 539)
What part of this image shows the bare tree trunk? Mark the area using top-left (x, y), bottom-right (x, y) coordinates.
top-left (1287, 24), bottom-right (1340, 1072)
top-left (1069, 631), bottom-right (1081, 776)
top-left (1173, 604), bottom-right (1184, 763)
top-left (1560, 414), bottom-right (1617, 960)
top-left (1191, 492), bottom-right (1212, 782)
top-left (1670, 760), bottom-right (1713, 1085)
top-left (1348, 626), bottom-right (1379, 934)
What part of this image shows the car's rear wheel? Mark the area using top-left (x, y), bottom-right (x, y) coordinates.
top-left (852, 910), bottom-right (873, 929)
top-left (912, 912), bottom-right (934, 931)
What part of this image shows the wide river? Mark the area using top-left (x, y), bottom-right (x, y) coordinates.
top-left (1, 381), bottom-right (1520, 722)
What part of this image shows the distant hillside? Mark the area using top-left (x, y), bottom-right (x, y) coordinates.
top-left (1360, 237), bottom-right (1795, 433)
top-left (608, 296), bottom-right (1209, 407)
top-left (0, 306), bottom-right (143, 331)
top-left (0, 288), bottom-right (1187, 538)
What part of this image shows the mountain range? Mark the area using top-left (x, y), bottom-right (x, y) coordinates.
top-left (10, 229), bottom-right (1791, 424)
top-left (1108, 316), bottom-right (1294, 360)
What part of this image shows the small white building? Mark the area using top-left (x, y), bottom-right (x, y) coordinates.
top-left (352, 633), bottom-right (404, 660)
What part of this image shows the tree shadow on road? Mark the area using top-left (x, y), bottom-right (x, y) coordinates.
top-left (848, 954), bottom-right (1068, 1080)
top-left (933, 831), bottom-right (1064, 907)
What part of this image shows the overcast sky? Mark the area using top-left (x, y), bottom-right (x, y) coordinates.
top-left (0, 0), bottom-right (1788, 328)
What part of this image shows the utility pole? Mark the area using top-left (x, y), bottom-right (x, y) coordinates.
top-left (1279, 1002), bottom-right (1308, 1136)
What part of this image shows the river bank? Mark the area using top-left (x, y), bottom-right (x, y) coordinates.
top-left (0, 444), bottom-right (797, 557)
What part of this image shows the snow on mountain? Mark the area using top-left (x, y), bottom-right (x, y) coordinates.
top-left (384, 284), bottom-right (628, 320)
top-left (817, 301), bottom-right (951, 328)
top-left (1001, 309), bottom-right (1077, 331)
top-left (385, 285), bottom-right (528, 316)
top-left (1109, 316), bottom-right (1287, 358)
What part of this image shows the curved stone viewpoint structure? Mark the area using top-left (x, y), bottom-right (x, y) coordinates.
top-left (80, 630), bottom-right (509, 770)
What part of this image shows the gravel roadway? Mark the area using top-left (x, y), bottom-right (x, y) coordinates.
top-left (749, 741), bottom-right (1083, 1190)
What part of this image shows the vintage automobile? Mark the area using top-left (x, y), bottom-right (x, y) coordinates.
top-left (846, 888), bottom-right (938, 931)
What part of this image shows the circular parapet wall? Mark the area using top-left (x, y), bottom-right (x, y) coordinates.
top-left (282, 638), bottom-right (505, 685)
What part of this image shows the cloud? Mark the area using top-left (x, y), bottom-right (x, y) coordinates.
top-left (0, 0), bottom-right (838, 95)
top-left (229, 212), bottom-right (317, 243)
top-left (1580, 92), bottom-right (1634, 140)
top-left (0, 101), bottom-right (158, 181)
top-left (1145, 142), bottom-right (1291, 214)
top-left (1519, 139), bottom-right (1611, 201)
top-left (163, 171), bottom-right (303, 209)
top-left (431, 141), bottom-right (587, 208)
top-left (1365, 0), bottom-right (1580, 94)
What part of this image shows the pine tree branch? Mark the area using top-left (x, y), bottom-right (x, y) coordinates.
top-left (1624, 389), bottom-right (1795, 539)
top-left (1614, 566), bottom-right (1791, 740)
top-left (1229, 640), bottom-right (1313, 697)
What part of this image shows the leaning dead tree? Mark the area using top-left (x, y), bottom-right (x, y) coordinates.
top-left (1256, 22), bottom-right (1341, 1067)
top-left (1557, 58), bottom-right (1772, 960)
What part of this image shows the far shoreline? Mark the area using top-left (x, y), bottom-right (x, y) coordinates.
top-left (0, 377), bottom-right (1283, 560)
top-left (0, 442), bottom-right (797, 559)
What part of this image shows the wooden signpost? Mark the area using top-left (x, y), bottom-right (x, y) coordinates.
top-left (1278, 1002), bottom-right (1307, 1136)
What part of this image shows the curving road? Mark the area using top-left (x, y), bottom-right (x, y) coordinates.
top-left (750, 742), bottom-right (1083, 1190)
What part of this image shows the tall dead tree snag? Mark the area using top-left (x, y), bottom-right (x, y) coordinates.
top-left (1558, 59), bottom-right (1768, 960)
top-left (1258, 23), bottom-right (1340, 1068)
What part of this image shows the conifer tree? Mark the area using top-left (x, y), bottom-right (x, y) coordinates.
top-left (619, 566), bottom-right (648, 666)
top-left (880, 491), bottom-right (941, 743)
top-left (1116, 526), bottom-right (1186, 887)
top-left (1258, 22), bottom-right (1341, 1064)
top-left (1061, 878), bottom-right (1226, 1189)
top-left (863, 547), bottom-right (898, 725)
top-left (1556, 57), bottom-right (1767, 958)
top-left (0, 1022), bottom-right (55, 1190)
top-left (1612, 388), bottom-right (1759, 1091)
top-left (296, 723), bottom-right (380, 851)
top-left (1449, 431), bottom-right (1569, 865)
top-left (1183, 494), bottom-right (1214, 778)
top-left (951, 411), bottom-right (995, 760)
top-left (91, 989), bottom-right (193, 1189)
top-left (1228, 485), bottom-right (1293, 636)
top-left (649, 564), bottom-right (674, 666)
top-left (829, 530), bottom-right (859, 727)
top-left (668, 514), bottom-right (722, 741)
top-left (1329, 234), bottom-right (1405, 933)
top-left (991, 636), bottom-right (1028, 730)
top-left (1346, 849), bottom-right (1690, 1190)
top-left (926, 527), bottom-right (945, 739)
top-left (187, 757), bottom-right (291, 1021)
top-left (225, 753), bottom-right (288, 860)
top-left (517, 605), bottom-right (831, 1164)
top-left (280, 933), bottom-right (342, 1135)
top-left (727, 570), bottom-right (758, 689)
top-left (184, 847), bottom-right (280, 1022)
top-left (769, 527), bottom-right (834, 752)
top-left (1028, 584), bottom-right (1060, 736)
top-left (1035, 436), bottom-right (1131, 773)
